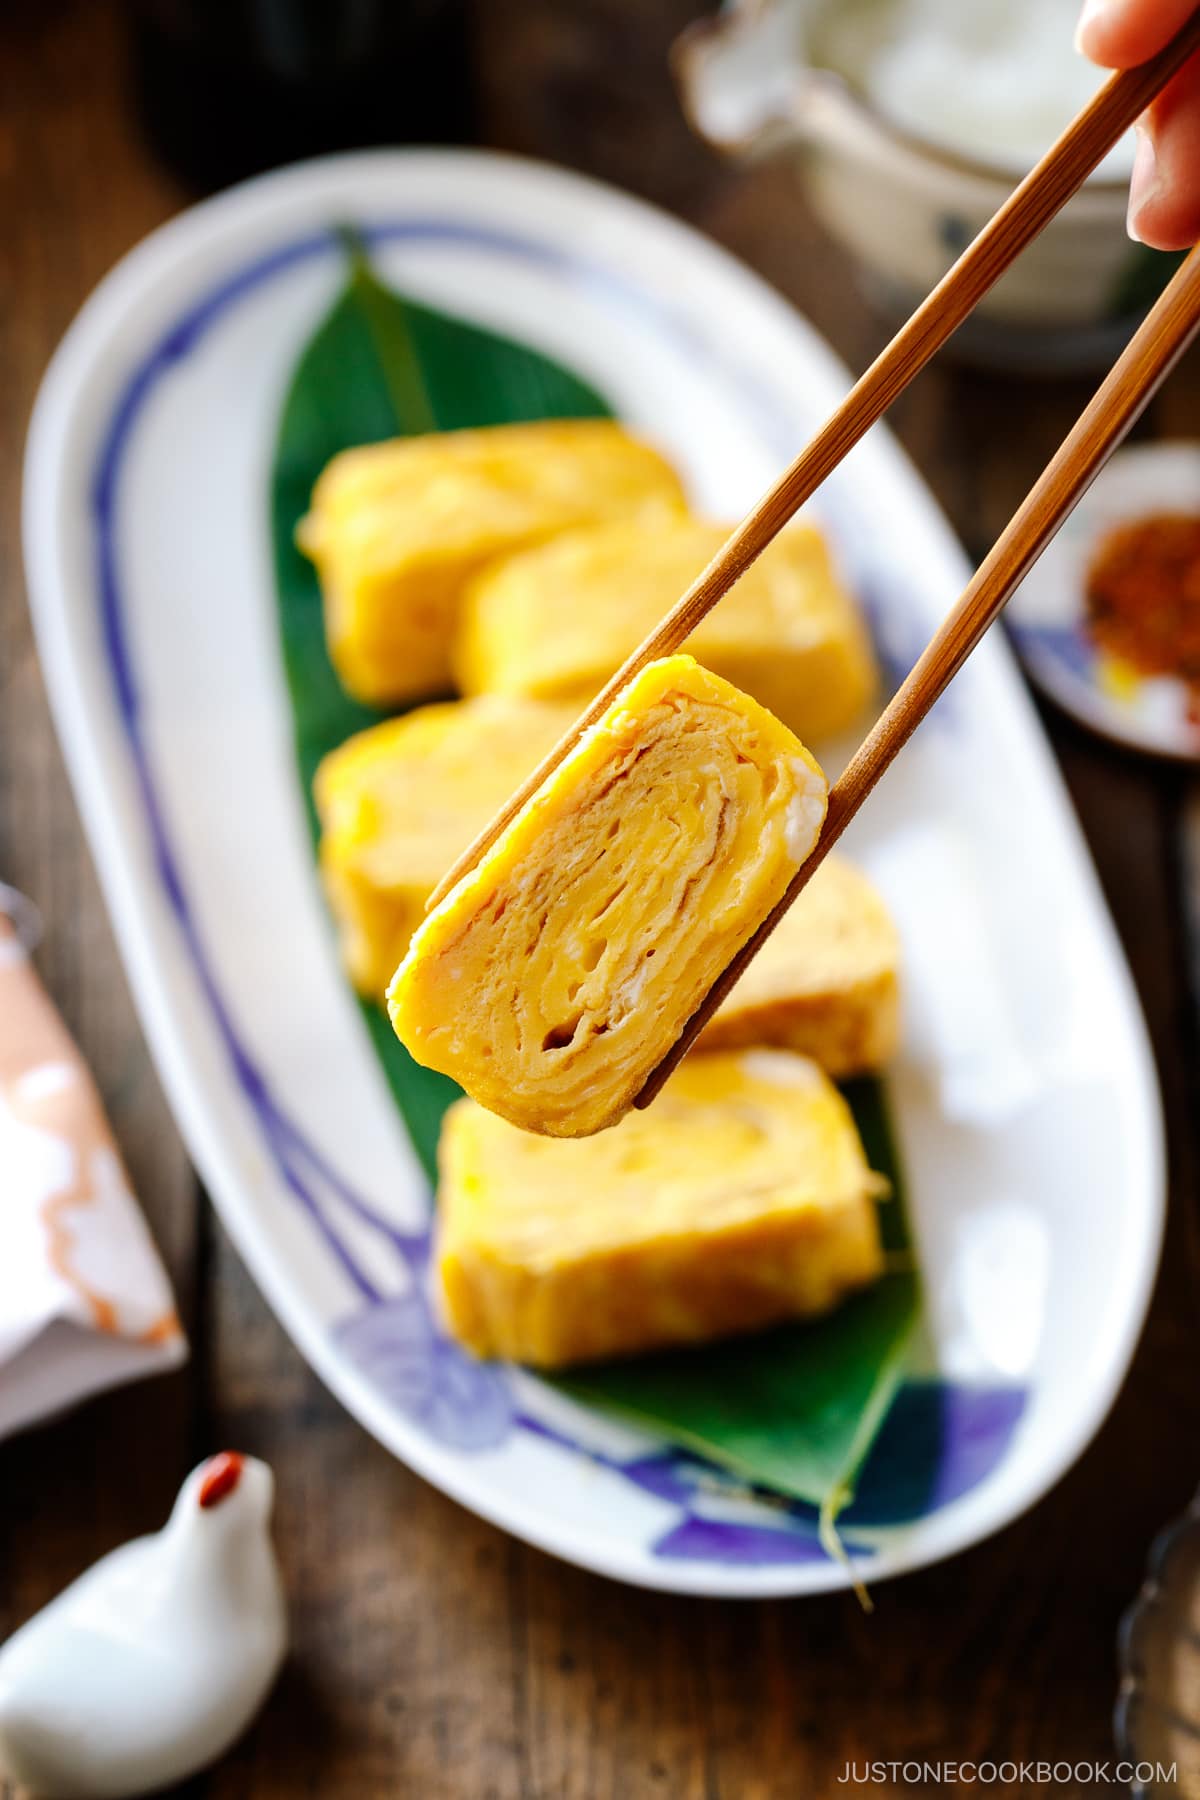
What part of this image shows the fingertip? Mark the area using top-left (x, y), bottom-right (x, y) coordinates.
top-left (1075, 0), bottom-right (1117, 67)
top-left (1126, 123), bottom-right (1159, 242)
top-left (1132, 55), bottom-right (1200, 250)
top-left (1126, 189), bottom-right (1200, 252)
top-left (1076, 0), bottom-right (1200, 69)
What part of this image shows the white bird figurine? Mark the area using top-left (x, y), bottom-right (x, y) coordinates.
top-left (0, 1452), bottom-right (287, 1798)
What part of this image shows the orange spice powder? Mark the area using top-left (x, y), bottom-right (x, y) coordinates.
top-left (1084, 512), bottom-right (1200, 683)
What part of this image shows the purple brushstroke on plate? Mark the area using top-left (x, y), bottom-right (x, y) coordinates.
top-left (616, 1454), bottom-right (709, 1506)
top-left (513, 1382), bottom-right (1027, 1564)
top-left (337, 1289), bottom-right (513, 1451)
top-left (846, 1380), bottom-right (1027, 1525)
top-left (653, 1517), bottom-right (835, 1566)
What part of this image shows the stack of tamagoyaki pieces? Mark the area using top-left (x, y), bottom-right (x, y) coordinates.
top-left (300, 419), bottom-right (900, 1369)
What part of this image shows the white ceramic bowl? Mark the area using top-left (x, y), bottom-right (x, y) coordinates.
top-left (674, 0), bottom-right (1162, 370)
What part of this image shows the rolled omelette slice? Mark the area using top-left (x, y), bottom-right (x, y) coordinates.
top-left (699, 855), bottom-right (900, 1075)
top-left (316, 703), bottom-right (897, 1064)
top-left (296, 420), bottom-right (687, 707)
top-left (314, 696), bottom-right (576, 997)
top-left (388, 654), bottom-right (829, 1137)
top-left (455, 514), bottom-right (878, 742)
top-left (436, 1049), bottom-right (886, 1367)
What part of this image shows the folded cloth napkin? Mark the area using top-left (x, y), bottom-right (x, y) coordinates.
top-left (0, 895), bottom-right (186, 1440)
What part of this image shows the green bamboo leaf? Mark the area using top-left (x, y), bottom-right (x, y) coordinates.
top-left (270, 232), bottom-right (610, 1176)
top-left (269, 237), bottom-right (921, 1522)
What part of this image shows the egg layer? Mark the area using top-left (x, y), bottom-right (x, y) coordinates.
top-left (314, 697), bottom-right (575, 996)
top-left (436, 1049), bottom-right (885, 1367)
top-left (296, 420), bottom-right (686, 706)
top-left (700, 855), bottom-right (900, 1075)
top-left (388, 655), bottom-right (829, 1137)
top-left (455, 514), bottom-right (877, 741)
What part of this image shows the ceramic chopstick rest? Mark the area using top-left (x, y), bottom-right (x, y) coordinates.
top-left (0, 899), bottom-right (185, 1439)
top-left (0, 1453), bottom-right (287, 1798)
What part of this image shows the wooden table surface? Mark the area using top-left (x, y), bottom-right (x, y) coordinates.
top-left (3, 5), bottom-right (1200, 1796)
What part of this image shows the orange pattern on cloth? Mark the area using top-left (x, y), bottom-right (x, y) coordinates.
top-left (0, 915), bottom-right (181, 1346)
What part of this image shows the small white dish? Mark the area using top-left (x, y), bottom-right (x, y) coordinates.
top-left (674, 0), bottom-right (1156, 370)
top-left (1008, 442), bottom-right (1200, 761)
top-left (23, 149), bottom-right (1164, 1596)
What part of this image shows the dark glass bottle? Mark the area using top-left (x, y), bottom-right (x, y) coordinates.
top-left (131, 0), bottom-right (473, 191)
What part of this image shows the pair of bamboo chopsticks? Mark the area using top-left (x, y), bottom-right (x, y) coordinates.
top-left (429, 5), bottom-right (1200, 1108)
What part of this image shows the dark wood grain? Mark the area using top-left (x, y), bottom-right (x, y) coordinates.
top-left (1, 4), bottom-right (1199, 1799)
top-left (0, 0), bottom-right (199, 1646)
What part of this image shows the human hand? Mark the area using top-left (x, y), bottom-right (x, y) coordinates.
top-left (1077, 0), bottom-right (1200, 248)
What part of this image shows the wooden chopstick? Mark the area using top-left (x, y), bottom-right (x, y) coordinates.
top-left (426, 5), bottom-right (1200, 914)
top-left (637, 240), bottom-right (1200, 1106)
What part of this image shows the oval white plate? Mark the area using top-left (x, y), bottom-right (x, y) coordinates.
top-left (23, 150), bottom-right (1164, 1597)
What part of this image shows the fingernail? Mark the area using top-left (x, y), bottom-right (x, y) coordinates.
top-left (1074, 0), bottom-right (1114, 55)
top-left (1127, 124), bottom-right (1159, 243)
